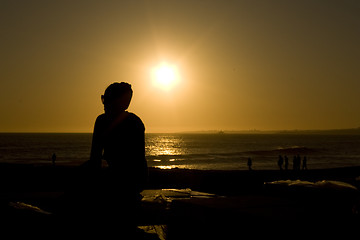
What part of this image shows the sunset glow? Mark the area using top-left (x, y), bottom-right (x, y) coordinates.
top-left (151, 63), bottom-right (179, 91)
top-left (1, 1), bottom-right (359, 133)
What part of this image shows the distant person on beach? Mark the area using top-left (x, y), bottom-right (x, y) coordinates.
top-left (86, 82), bottom-right (147, 232)
top-left (284, 155), bottom-right (289, 170)
top-left (297, 154), bottom-right (301, 170)
top-left (51, 153), bottom-right (56, 166)
top-left (278, 155), bottom-right (284, 170)
top-left (293, 155), bottom-right (301, 171)
top-left (247, 158), bottom-right (252, 170)
top-left (293, 155), bottom-right (297, 171)
top-left (302, 156), bottom-right (308, 170)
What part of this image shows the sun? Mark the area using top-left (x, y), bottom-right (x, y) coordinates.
top-left (151, 63), bottom-right (179, 91)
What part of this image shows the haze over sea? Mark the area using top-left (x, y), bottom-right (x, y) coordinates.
top-left (0, 131), bottom-right (360, 170)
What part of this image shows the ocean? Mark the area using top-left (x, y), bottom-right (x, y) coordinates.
top-left (0, 133), bottom-right (360, 170)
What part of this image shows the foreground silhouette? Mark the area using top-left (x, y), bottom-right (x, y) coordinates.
top-left (72, 82), bottom-right (148, 236)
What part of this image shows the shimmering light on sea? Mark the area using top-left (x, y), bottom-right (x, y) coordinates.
top-left (146, 134), bottom-right (187, 156)
top-left (156, 165), bottom-right (177, 170)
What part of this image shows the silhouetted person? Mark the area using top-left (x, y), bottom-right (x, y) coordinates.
top-left (278, 155), bottom-right (284, 170)
top-left (51, 153), bottom-right (56, 166)
top-left (284, 155), bottom-right (289, 170)
top-left (85, 82), bottom-right (147, 235)
top-left (296, 154), bottom-right (301, 170)
top-left (293, 155), bottom-right (297, 171)
top-left (302, 156), bottom-right (308, 170)
top-left (247, 158), bottom-right (252, 170)
top-left (293, 155), bottom-right (301, 171)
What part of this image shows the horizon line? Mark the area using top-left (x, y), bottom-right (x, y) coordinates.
top-left (1, 127), bottom-right (359, 134)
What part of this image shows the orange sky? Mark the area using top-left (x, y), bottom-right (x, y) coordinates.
top-left (1, 0), bottom-right (359, 133)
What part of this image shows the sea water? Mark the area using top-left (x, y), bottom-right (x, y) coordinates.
top-left (0, 133), bottom-right (359, 170)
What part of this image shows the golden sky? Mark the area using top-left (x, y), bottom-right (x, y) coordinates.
top-left (1, 0), bottom-right (359, 132)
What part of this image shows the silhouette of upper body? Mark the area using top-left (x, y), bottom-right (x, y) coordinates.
top-left (89, 82), bottom-right (147, 193)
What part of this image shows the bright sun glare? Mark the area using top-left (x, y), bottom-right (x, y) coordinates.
top-left (151, 63), bottom-right (179, 91)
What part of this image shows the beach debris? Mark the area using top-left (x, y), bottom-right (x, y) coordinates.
top-left (266, 179), bottom-right (314, 187)
top-left (141, 188), bottom-right (217, 203)
top-left (138, 225), bottom-right (167, 240)
top-left (8, 201), bottom-right (52, 215)
top-left (141, 189), bottom-right (172, 204)
top-left (314, 180), bottom-right (358, 191)
top-left (265, 180), bottom-right (358, 191)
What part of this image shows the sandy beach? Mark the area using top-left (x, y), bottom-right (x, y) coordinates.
top-left (0, 163), bottom-right (359, 238)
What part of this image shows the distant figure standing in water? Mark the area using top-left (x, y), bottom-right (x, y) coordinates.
top-left (86, 82), bottom-right (147, 234)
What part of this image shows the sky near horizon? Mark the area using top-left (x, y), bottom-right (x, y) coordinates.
top-left (1, 0), bottom-right (359, 133)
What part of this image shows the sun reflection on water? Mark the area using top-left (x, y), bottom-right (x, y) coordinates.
top-left (155, 165), bottom-right (192, 170)
top-left (146, 134), bottom-right (186, 156)
top-left (146, 135), bottom-right (188, 169)
top-left (156, 165), bottom-right (177, 170)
